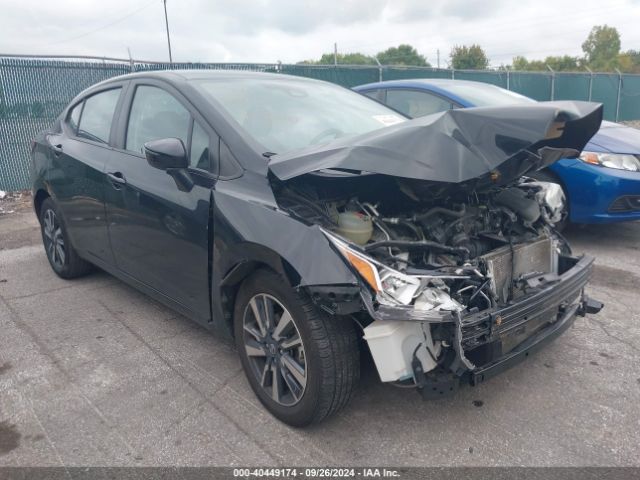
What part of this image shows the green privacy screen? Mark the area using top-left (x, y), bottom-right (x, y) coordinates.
top-left (1, 56), bottom-right (639, 190)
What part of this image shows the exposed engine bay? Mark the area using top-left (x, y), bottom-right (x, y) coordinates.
top-left (272, 172), bottom-right (590, 388)
top-left (275, 173), bottom-right (567, 313)
top-left (266, 100), bottom-right (603, 396)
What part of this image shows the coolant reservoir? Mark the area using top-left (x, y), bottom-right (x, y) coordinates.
top-left (335, 212), bottom-right (373, 245)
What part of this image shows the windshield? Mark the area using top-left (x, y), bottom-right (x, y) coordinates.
top-left (194, 77), bottom-right (405, 154)
top-left (445, 82), bottom-right (536, 107)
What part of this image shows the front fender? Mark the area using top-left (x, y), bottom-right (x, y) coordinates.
top-left (213, 188), bottom-right (357, 287)
top-left (209, 181), bottom-right (359, 334)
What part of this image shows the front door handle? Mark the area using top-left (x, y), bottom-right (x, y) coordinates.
top-left (52, 144), bottom-right (63, 157)
top-left (107, 171), bottom-right (126, 187)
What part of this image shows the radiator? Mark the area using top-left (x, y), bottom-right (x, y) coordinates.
top-left (481, 236), bottom-right (553, 303)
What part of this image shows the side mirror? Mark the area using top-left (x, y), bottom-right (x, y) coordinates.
top-left (144, 138), bottom-right (188, 170)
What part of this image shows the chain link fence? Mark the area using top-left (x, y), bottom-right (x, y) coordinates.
top-left (2, 55), bottom-right (640, 191)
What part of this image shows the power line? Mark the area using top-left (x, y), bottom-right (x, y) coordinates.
top-left (47, 0), bottom-right (157, 45)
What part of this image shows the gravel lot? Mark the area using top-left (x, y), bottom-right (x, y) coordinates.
top-left (0, 205), bottom-right (639, 467)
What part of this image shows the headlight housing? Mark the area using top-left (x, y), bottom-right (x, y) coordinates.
top-left (579, 151), bottom-right (640, 172)
top-left (323, 231), bottom-right (422, 305)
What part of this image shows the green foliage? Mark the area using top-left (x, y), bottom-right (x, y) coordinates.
top-left (302, 52), bottom-right (376, 65)
top-left (511, 55), bottom-right (580, 71)
top-left (582, 25), bottom-right (621, 71)
top-left (375, 44), bottom-right (430, 67)
top-left (450, 44), bottom-right (489, 70)
top-left (303, 44), bottom-right (430, 67)
top-left (617, 50), bottom-right (640, 73)
top-left (545, 55), bottom-right (580, 71)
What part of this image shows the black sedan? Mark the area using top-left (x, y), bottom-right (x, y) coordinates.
top-left (32, 70), bottom-right (603, 426)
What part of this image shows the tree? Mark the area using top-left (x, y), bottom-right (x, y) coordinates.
top-left (511, 55), bottom-right (579, 71)
top-left (376, 44), bottom-right (429, 66)
top-left (301, 52), bottom-right (376, 65)
top-left (449, 44), bottom-right (489, 70)
top-left (544, 55), bottom-right (580, 71)
top-left (617, 49), bottom-right (640, 73)
top-left (582, 25), bottom-right (621, 71)
top-left (323, 52), bottom-right (376, 65)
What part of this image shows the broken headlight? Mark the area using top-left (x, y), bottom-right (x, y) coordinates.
top-left (323, 230), bottom-right (461, 309)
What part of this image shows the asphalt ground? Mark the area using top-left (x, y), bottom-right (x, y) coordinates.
top-left (0, 205), bottom-right (639, 467)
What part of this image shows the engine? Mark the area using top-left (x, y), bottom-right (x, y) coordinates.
top-left (274, 175), bottom-right (567, 314)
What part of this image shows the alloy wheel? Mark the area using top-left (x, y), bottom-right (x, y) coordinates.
top-left (242, 294), bottom-right (307, 406)
top-left (43, 208), bottom-right (65, 269)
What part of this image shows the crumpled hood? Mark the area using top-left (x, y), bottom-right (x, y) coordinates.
top-left (269, 101), bottom-right (603, 185)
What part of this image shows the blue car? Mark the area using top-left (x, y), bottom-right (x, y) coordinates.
top-left (354, 79), bottom-right (640, 226)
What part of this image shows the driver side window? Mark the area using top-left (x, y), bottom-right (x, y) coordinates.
top-left (126, 86), bottom-right (190, 154)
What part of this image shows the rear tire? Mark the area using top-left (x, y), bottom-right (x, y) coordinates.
top-left (529, 170), bottom-right (569, 232)
top-left (39, 197), bottom-right (92, 279)
top-left (234, 269), bottom-right (360, 427)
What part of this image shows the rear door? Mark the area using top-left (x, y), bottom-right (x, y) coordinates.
top-left (45, 84), bottom-right (127, 264)
top-left (104, 79), bottom-right (218, 322)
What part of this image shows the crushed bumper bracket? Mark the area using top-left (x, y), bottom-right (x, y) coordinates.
top-left (579, 296), bottom-right (604, 316)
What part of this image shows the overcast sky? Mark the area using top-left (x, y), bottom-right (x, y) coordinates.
top-left (0, 0), bottom-right (639, 67)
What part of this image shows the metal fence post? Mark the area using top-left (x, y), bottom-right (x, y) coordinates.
top-left (546, 65), bottom-right (555, 100)
top-left (374, 56), bottom-right (382, 82)
top-left (506, 69), bottom-right (510, 90)
top-left (585, 66), bottom-right (593, 101)
top-left (615, 68), bottom-right (622, 122)
top-left (451, 69), bottom-right (455, 80)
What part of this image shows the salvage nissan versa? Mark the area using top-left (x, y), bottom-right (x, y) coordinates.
top-left (31, 70), bottom-right (604, 426)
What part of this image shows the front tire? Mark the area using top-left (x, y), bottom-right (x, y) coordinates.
top-left (234, 269), bottom-right (360, 427)
top-left (39, 197), bottom-right (92, 279)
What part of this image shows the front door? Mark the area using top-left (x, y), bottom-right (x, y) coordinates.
top-left (104, 82), bottom-right (217, 322)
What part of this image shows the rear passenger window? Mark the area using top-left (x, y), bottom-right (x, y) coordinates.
top-left (126, 86), bottom-right (190, 154)
top-left (67, 102), bottom-right (82, 133)
top-left (77, 89), bottom-right (121, 144)
top-left (385, 89), bottom-right (452, 118)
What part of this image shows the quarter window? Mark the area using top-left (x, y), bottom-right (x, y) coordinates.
top-left (190, 121), bottom-right (210, 170)
top-left (67, 102), bottom-right (82, 133)
top-left (361, 89), bottom-right (382, 101)
top-left (77, 88), bottom-right (121, 143)
top-left (126, 86), bottom-right (191, 154)
top-left (385, 89), bottom-right (452, 118)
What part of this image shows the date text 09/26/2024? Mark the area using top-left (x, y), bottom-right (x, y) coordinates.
top-left (232, 468), bottom-right (401, 478)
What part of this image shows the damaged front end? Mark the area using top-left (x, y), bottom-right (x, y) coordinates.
top-left (269, 101), bottom-right (605, 397)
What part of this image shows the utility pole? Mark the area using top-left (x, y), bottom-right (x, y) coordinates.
top-left (334, 43), bottom-right (338, 66)
top-left (163, 0), bottom-right (173, 65)
top-left (437, 49), bottom-right (440, 69)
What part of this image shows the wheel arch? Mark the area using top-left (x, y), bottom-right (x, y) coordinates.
top-left (218, 244), bottom-right (302, 337)
top-left (33, 188), bottom-right (51, 220)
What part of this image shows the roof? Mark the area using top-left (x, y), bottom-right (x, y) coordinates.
top-left (95, 69), bottom-right (325, 88)
top-left (354, 78), bottom-right (497, 90)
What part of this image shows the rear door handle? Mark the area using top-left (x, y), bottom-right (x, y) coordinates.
top-left (107, 172), bottom-right (126, 187)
